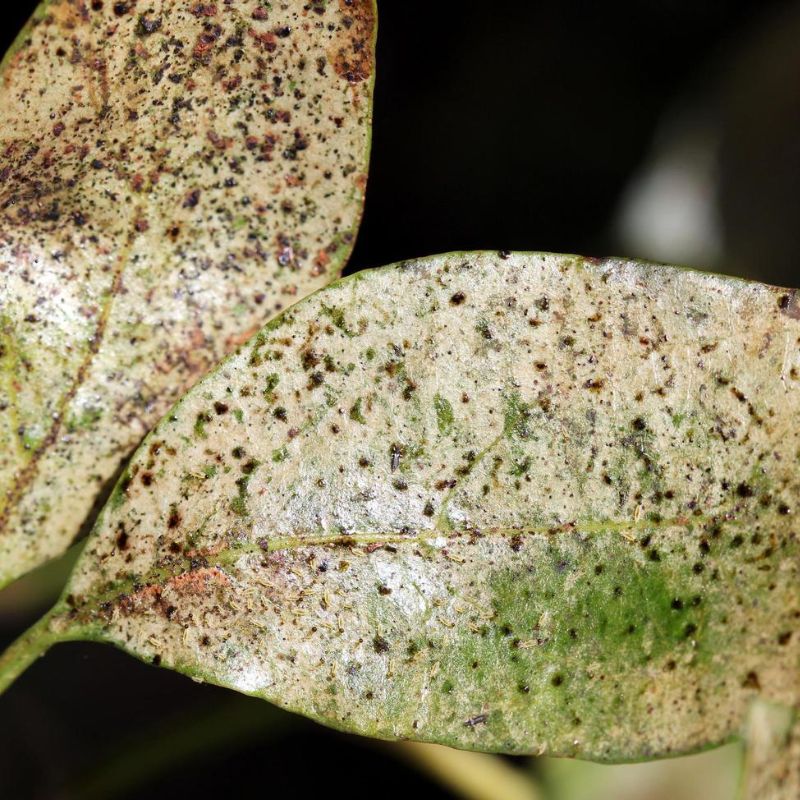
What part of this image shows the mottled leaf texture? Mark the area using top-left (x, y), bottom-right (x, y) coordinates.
top-left (3, 253), bottom-right (798, 794)
top-left (0, 0), bottom-right (376, 587)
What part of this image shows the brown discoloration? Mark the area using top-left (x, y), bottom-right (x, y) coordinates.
top-left (330, 0), bottom-right (375, 83)
top-left (118, 567), bottom-right (230, 617)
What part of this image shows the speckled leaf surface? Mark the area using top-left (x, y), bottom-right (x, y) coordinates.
top-left (14, 253), bottom-right (799, 774)
top-left (0, 0), bottom-right (375, 587)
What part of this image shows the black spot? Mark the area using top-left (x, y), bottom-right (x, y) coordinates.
top-left (736, 482), bottom-right (754, 498)
top-left (742, 671), bottom-right (761, 690)
top-left (137, 14), bottom-right (162, 35)
top-left (449, 291), bottom-right (465, 305)
top-left (373, 635), bottom-right (390, 654)
top-left (671, 598), bottom-right (684, 611)
top-left (551, 673), bottom-right (564, 687)
top-left (115, 528), bottom-right (129, 551)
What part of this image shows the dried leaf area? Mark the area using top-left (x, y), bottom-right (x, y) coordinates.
top-left (0, 0), bottom-right (375, 586)
top-left (52, 253), bottom-right (798, 762)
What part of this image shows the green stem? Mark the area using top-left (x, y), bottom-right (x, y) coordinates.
top-left (0, 606), bottom-right (64, 695)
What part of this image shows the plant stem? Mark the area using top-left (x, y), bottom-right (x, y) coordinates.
top-left (394, 741), bottom-right (543, 800)
top-left (0, 606), bottom-right (63, 695)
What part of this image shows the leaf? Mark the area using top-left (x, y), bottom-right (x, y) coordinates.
top-left (0, 0), bottom-right (376, 587)
top-left (2, 253), bottom-right (798, 782)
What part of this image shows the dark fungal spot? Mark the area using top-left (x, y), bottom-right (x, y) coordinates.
top-left (372, 635), bottom-right (389, 654)
top-left (167, 509), bottom-right (181, 529)
top-left (736, 482), bottom-right (754, 498)
top-left (115, 527), bottom-right (129, 551)
top-left (778, 632), bottom-right (792, 646)
top-left (213, 401), bottom-right (229, 415)
top-left (632, 417), bottom-right (646, 431)
top-left (671, 598), bottom-right (684, 611)
top-left (742, 671), bottom-right (761, 690)
top-left (183, 189), bottom-right (201, 208)
top-left (551, 673), bottom-right (565, 687)
top-left (450, 291), bottom-right (465, 306)
top-left (137, 14), bottom-right (162, 35)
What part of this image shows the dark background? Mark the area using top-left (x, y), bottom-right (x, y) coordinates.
top-left (2, 1), bottom-right (799, 798)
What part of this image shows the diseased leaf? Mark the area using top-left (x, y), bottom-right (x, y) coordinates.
top-left (2, 254), bottom-right (798, 784)
top-left (0, 0), bottom-right (376, 586)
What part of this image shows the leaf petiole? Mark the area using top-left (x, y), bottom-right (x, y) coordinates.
top-left (0, 603), bottom-right (69, 695)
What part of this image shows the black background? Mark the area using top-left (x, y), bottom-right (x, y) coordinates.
top-left (1, 1), bottom-right (799, 798)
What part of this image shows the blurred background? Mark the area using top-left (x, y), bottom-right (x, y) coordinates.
top-left (2, 0), bottom-right (799, 797)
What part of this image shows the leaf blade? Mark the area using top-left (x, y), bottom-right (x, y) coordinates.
top-left (45, 252), bottom-right (800, 762)
top-left (0, 0), bottom-right (376, 586)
